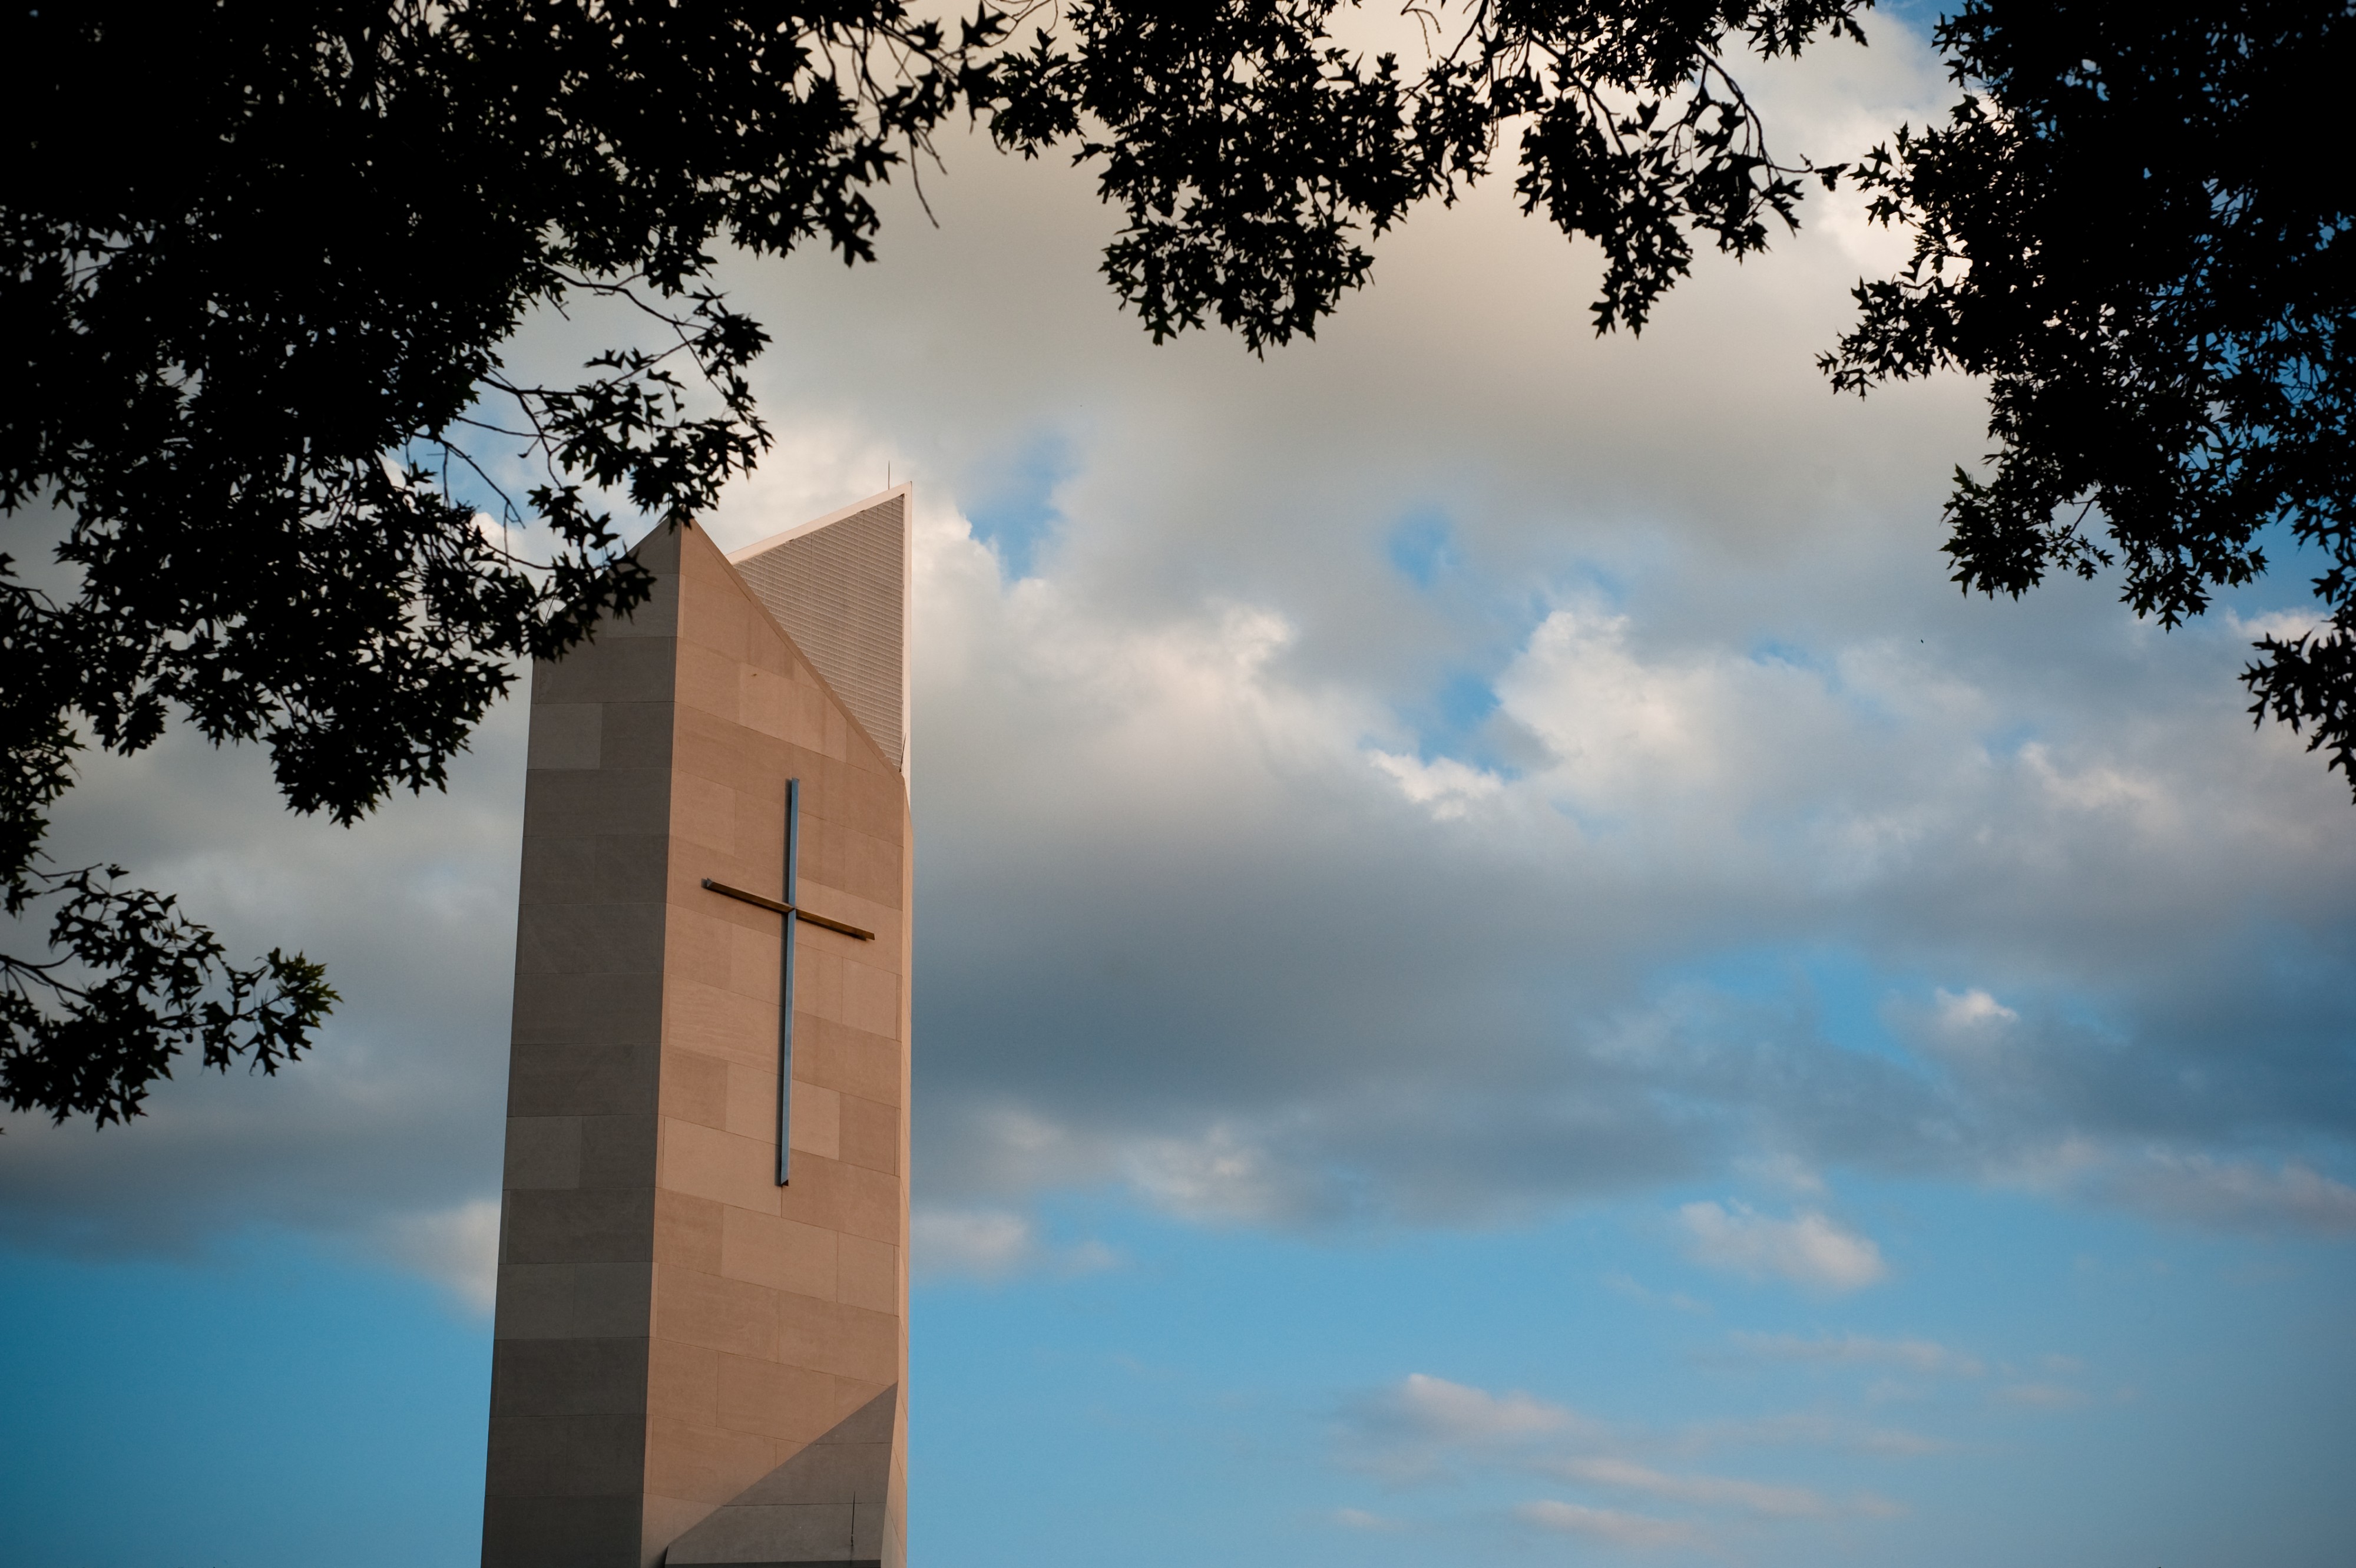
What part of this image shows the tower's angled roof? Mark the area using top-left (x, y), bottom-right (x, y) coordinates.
top-left (728, 484), bottom-right (911, 774)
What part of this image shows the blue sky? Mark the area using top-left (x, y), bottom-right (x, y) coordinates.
top-left (8, 1197), bottom-right (2350, 1563)
top-left (6, 11), bottom-right (2355, 1566)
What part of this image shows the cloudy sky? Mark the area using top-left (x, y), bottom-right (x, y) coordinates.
top-left (5, 11), bottom-right (2354, 1566)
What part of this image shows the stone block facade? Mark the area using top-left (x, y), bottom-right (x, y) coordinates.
top-left (484, 501), bottom-right (912, 1568)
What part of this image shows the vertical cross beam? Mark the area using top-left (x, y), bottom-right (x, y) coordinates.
top-left (777, 776), bottom-right (799, 1187)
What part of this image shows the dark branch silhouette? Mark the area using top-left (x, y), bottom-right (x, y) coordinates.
top-left (9, 0), bottom-right (2348, 1126)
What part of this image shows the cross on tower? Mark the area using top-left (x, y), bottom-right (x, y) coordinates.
top-left (700, 776), bottom-right (875, 1185)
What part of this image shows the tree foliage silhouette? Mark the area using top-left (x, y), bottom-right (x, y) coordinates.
top-left (5, 0), bottom-right (991, 1124)
top-left (1821, 0), bottom-right (2356, 786)
top-left (8, 0), bottom-right (2348, 1126)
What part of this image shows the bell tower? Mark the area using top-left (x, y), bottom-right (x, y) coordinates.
top-left (482, 489), bottom-right (914, 1568)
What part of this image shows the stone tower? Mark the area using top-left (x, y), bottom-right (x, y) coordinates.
top-left (481, 488), bottom-right (914, 1568)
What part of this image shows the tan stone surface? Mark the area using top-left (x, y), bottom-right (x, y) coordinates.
top-left (727, 488), bottom-right (911, 772)
top-left (485, 512), bottom-right (911, 1568)
top-left (666, 1382), bottom-right (899, 1568)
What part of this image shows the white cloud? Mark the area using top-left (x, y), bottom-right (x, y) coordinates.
top-left (1330, 1507), bottom-right (1406, 1533)
top-left (2225, 608), bottom-right (2326, 646)
top-left (1394, 1373), bottom-right (1576, 1444)
top-left (1604, 1271), bottom-right (1710, 1314)
top-left (1934, 988), bottom-right (2018, 1030)
top-left (375, 1197), bottom-right (501, 1314)
top-left (912, 1206), bottom-right (1034, 1277)
top-left (1538, 1456), bottom-right (1833, 1519)
top-left (1121, 1125), bottom-right (1308, 1226)
top-left (1677, 1204), bottom-right (1889, 1292)
top-left (1515, 1499), bottom-right (1699, 1549)
top-left (1335, 1371), bottom-right (1922, 1532)
top-left (1736, 1152), bottom-right (1831, 1197)
top-left (909, 1206), bottom-right (1117, 1281)
top-left (1333, 1374), bottom-right (1590, 1484)
top-left (1493, 608), bottom-right (1738, 815)
top-left (2100, 1153), bottom-right (2356, 1236)
top-left (1366, 749), bottom-right (1506, 820)
top-left (2017, 743), bottom-right (2175, 828)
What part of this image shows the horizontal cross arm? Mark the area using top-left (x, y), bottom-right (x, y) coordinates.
top-left (700, 878), bottom-right (876, 941)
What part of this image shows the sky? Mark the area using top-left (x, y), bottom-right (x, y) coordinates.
top-left (5, 11), bottom-right (2355, 1567)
